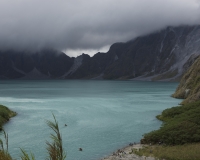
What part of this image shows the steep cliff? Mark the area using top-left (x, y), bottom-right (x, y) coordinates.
top-left (172, 56), bottom-right (200, 104)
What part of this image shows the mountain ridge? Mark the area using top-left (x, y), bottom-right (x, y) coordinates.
top-left (1, 25), bottom-right (200, 80)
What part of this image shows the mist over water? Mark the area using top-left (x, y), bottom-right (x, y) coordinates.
top-left (0, 80), bottom-right (182, 160)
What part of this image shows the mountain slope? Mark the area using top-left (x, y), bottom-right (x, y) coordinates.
top-left (0, 49), bottom-right (74, 79)
top-left (0, 25), bottom-right (200, 80)
top-left (67, 25), bottom-right (200, 80)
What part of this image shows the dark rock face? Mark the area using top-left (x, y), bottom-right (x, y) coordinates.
top-left (67, 25), bottom-right (200, 80)
top-left (0, 25), bottom-right (200, 80)
top-left (32, 49), bottom-right (73, 78)
top-left (0, 49), bottom-right (74, 79)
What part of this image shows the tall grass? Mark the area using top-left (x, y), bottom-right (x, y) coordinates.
top-left (0, 129), bottom-right (11, 160)
top-left (0, 151), bottom-right (12, 160)
top-left (20, 149), bottom-right (35, 160)
top-left (0, 114), bottom-right (66, 160)
top-left (46, 114), bottom-right (66, 160)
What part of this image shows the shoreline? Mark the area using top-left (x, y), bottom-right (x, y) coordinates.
top-left (100, 143), bottom-right (155, 160)
top-left (0, 104), bottom-right (17, 130)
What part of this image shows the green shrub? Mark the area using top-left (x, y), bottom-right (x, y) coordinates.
top-left (46, 114), bottom-right (66, 160)
top-left (142, 101), bottom-right (200, 145)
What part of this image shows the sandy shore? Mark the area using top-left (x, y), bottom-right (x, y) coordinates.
top-left (100, 144), bottom-right (155, 160)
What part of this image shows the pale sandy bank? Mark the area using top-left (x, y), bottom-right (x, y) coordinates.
top-left (100, 144), bottom-right (155, 160)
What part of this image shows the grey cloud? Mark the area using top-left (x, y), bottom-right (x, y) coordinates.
top-left (0, 0), bottom-right (200, 54)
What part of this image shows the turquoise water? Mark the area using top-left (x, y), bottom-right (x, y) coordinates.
top-left (0, 80), bottom-right (182, 160)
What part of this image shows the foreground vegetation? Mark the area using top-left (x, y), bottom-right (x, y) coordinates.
top-left (0, 114), bottom-right (66, 160)
top-left (134, 143), bottom-right (200, 160)
top-left (0, 104), bottom-right (16, 130)
top-left (137, 99), bottom-right (200, 160)
top-left (141, 100), bottom-right (200, 145)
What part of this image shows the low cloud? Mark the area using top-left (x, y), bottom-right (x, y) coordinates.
top-left (0, 0), bottom-right (200, 56)
top-left (64, 45), bottom-right (110, 57)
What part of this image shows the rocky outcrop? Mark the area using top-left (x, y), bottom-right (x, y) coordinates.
top-left (0, 25), bottom-right (200, 80)
top-left (172, 56), bottom-right (200, 104)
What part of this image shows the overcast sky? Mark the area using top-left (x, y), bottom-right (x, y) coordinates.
top-left (0, 0), bottom-right (200, 57)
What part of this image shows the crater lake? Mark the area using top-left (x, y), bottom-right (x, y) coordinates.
top-left (0, 80), bottom-right (182, 160)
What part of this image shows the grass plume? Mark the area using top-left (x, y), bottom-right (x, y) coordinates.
top-left (20, 148), bottom-right (35, 160)
top-left (46, 114), bottom-right (66, 160)
top-left (0, 129), bottom-right (11, 160)
top-left (0, 113), bottom-right (66, 160)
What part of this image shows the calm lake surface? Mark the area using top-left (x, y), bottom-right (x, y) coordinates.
top-left (0, 80), bottom-right (182, 160)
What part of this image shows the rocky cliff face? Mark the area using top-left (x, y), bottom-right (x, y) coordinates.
top-left (172, 56), bottom-right (200, 104)
top-left (0, 25), bottom-right (200, 80)
top-left (66, 25), bottom-right (200, 80)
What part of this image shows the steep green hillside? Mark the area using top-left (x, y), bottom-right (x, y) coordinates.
top-left (172, 56), bottom-right (200, 104)
top-left (142, 56), bottom-right (200, 145)
top-left (141, 100), bottom-right (200, 145)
